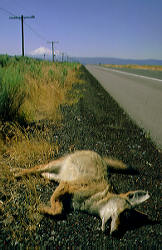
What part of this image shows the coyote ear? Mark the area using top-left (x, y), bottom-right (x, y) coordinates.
top-left (126, 190), bottom-right (150, 208)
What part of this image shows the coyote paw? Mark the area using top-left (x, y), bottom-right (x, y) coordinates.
top-left (10, 167), bottom-right (20, 173)
top-left (10, 168), bottom-right (21, 176)
top-left (10, 168), bottom-right (26, 178)
top-left (38, 201), bottom-right (63, 216)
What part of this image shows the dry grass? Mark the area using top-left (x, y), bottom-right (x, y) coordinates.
top-left (104, 64), bottom-right (162, 71)
top-left (0, 122), bottom-right (59, 242)
top-left (20, 62), bottom-right (81, 123)
top-left (0, 59), bottom-right (84, 243)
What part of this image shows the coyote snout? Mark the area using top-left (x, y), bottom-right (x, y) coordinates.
top-left (12, 150), bottom-right (150, 235)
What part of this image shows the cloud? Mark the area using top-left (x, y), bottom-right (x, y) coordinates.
top-left (30, 47), bottom-right (51, 55)
top-left (55, 49), bottom-right (61, 56)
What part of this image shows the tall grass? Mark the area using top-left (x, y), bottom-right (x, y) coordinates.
top-left (0, 66), bottom-right (26, 122)
top-left (0, 55), bottom-right (81, 124)
top-left (0, 54), bottom-right (11, 67)
top-left (0, 55), bottom-right (84, 244)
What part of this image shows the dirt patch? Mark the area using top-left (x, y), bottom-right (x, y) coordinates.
top-left (0, 66), bottom-right (161, 249)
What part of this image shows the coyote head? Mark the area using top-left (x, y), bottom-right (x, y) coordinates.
top-left (124, 190), bottom-right (150, 208)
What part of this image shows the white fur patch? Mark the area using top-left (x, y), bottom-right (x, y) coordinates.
top-left (41, 173), bottom-right (60, 181)
top-left (99, 199), bottom-right (118, 220)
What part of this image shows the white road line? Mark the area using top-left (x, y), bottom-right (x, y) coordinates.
top-left (100, 67), bottom-right (162, 82)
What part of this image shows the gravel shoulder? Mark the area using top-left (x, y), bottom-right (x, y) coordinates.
top-left (0, 66), bottom-right (161, 249)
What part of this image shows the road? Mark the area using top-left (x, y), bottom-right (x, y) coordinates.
top-left (86, 65), bottom-right (162, 150)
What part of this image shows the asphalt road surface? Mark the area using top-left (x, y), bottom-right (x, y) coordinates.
top-left (86, 65), bottom-right (162, 150)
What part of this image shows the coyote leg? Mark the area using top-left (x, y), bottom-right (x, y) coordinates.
top-left (12, 157), bottom-right (65, 178)
top-left (39, 182), bottom-right (71, 216)
top-left (39, 201), bottom-right (63, 216)
top-left (39, 180), bottom-right (90, 216)
top-left (110, 213), bottom-right (120, 234)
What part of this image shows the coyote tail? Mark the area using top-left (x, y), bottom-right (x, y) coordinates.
top-left (103, 157), bottom-right (128, 170)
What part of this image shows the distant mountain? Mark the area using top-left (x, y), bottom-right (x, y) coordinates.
top-left (29, 54), bottom-right (162, 66)
top-left (71, 57), bottom-right (162, 65)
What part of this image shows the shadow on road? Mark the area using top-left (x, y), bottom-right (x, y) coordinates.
top-left (111, 209), bottom-right (158, 238)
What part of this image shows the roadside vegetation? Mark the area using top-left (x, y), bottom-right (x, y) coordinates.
top-left (0, 55), bottom-right (161, 248)
top-left (103, 64), bottom-right (162, 71)
top-left (0, 55), bottom-right (84, 244)
top-left (0, 55), bottom-right (81, 123)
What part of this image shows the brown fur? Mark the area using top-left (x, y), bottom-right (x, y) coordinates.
top-left (12, 150), bottom-right (150, 234)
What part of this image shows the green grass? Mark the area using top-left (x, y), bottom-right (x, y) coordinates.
top-left (0, 55), bottom-right (85, 244)
top-left (0, 55), bottom-right (81, 124)
top-left (0, 57), bottom-right (161, 248)
top-left (0, 66), bottom-right (26, 122)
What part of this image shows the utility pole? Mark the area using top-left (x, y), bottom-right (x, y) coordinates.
top-left (47, 41), bottom-right (59, 62)
top-left (62, 52), bottom-right (64, 63)
top-left (9, 15), bottom-right (35, 56)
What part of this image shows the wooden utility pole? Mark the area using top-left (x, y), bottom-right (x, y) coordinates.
top-left (21, 15), bottom-right (24, 56)
top-left (9, 15), bottom-right (35, 56)
top-left (62, 52), bottom-right (64, 62)
top-left (47, 41), bottom-right (59, 62)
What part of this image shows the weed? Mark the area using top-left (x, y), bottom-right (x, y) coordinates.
top-left (0, 55), bottom-right (84, 244)
top-left (0, 55), bottom-right (82, 124)
top-left (0, 54), bottom-right (11, 67)
top-left (0, 66), bottom-right (26, 122)
top-left (0, 122), bottom-right (59, 242)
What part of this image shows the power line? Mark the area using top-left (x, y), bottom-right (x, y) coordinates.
top-left (0, 7), bottom-right (16, 16)
top-left (1, 7), bottom-right (62, 59)
top-left (0, 7), bottom-right (46, 42)
top-left (9, 15), bottom-right (35, 56)
top-left (24, 21), bottom-right (47, 42)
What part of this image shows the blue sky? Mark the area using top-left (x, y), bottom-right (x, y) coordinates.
top-left (0, 0), bottom-right (162, 59)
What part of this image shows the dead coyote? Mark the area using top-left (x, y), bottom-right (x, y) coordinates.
top-left (13, 150), bottom-right (150, 234)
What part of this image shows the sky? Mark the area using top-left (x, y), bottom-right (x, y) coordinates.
top-left (0, 0), bottom-right (162, 59)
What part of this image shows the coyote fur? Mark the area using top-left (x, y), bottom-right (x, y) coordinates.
top-left (12, 150), bottom-right (150, 234)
